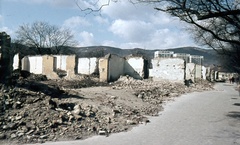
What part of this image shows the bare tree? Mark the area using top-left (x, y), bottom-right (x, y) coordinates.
top-left (77, 0), bottom-right (240, 72)
top-left (149, 0), bottom-right (240, 72)
top-left (16, 21), bottom-right (77, 54)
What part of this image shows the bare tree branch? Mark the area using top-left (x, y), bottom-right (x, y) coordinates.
top-left (16, 21), bottom-right (77, 54)
top-left (84, 0), bottom-right (240, 72)
top-left (75, 0), bottom-right (111, 15)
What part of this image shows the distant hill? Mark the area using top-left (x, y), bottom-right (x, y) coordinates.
top-left (13, 44), bottom-right (220, 67)
top-left (72, 46), bottom-right (219, 67)
top-left (166, 47), bottom-right (219, 66)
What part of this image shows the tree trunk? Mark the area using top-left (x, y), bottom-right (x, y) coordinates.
top-left (0, 32), bottom-right (13, 86)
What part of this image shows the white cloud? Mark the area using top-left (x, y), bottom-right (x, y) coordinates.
top-left (100, 1), bottom-right (195, 49)
top-left (101, 1), bottom-right (153, 21)
top-left (144, 29), bottom-right (195, 49)
top-left (149, 12), bottom-right (179, 26)
top-left (8, 0), bottom-right (78, 8)
top-left (63, 16), bottom-right (91, 29)
top-left (5, 0), bottom-right (197, 49)
top-left (78, 31), bottom-right (95, 46)
top-left (94, 16), bottom-right (109, 24)
top-left (109, 19), bottom-right (153, 42)
top-left (106, 26), bottom-right (195, 49)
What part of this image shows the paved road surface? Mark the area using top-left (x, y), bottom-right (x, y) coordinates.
top-left (28, 83), bottom-right (240, 145)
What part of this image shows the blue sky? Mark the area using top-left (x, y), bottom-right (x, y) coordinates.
top-left (0, 0), bottom-right (198, 49)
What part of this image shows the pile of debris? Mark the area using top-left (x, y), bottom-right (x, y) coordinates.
top-left (0, 86), bottom-right (151, 144)
top-left (0, 75), bottom-right (214, 144)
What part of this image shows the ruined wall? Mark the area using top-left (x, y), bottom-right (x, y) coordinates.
top-left (195, 64), bottom-right (202, 79)
top-left (99, 58), bottom-right (109, 82)
top-left (65, 55), bottom-right (76, 79)
top-left (186, 63), bottom-right (195, 82)
top-left (13, 53), bottom-right (19, 70)
top-left (108, 54), bottom-right (125, 81)
top-left (78, 57), bottom-right (97, 75)
top-left (210, 69), bottom-right (215, 81)
top-left (149, 58), bottom-right (185, 83)
top-left (21, 57), bottom-right (30, 72)
top-left (22, 56), bottom-right (43, 74)
top-left (42, 55), bottom-right (59, 79)
top-left (205, 67), bottom-right (211, 80)
top-left (202, 66), bottom-right (206, 80)
top-left (124, 57), bottom-right (144, 79)
top-left (217, 72), bottom-right (227, 80)
top-left (21, 55), bottom-right (76, 79)
top-left (54, 55), bottom-right (67, 70)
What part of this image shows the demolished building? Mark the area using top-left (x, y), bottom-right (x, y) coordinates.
top-left (21, 55), bottom-right (75, 79)
top-left (11, 49), bottom-right (220, 84)
top-left (149, 57), bottom-right (185, 83)
top-left (99, 54), bottom-right (149, 82)
top-left (77, 57), bottom-right (98, 75)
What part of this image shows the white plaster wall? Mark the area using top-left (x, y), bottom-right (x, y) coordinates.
top-left (154, 51), bottom-right (160, 58)
top-left (149, 58), bottom-right (185, 82)
top-left (218, 72), bottom-right (225, 80)
top-left (125, 57), bottom-right (144, 78)
top-left (54, 55), bottom-right (67, 70)
top-left (22, 57), bottom-right (30, 71)
top-left (28, 56), bottom-right (43, 74)
top-left (195, 64), bottom-right (202, 79)
top-left (186, 63), bottom-right (195, 81)
top-left (202, 66), bottom-right (206, 80)
top-left (13, 53), bottom-right (19, 70)
top-left (78, 57), bottom-right (97, 75)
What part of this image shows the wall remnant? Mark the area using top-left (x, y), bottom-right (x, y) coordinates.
top-left (99, 57), bottom-right (109, 82)
top-left (42, 55), bottom-right (59, 79)
top-left (21, 55), bottom-right (76, 79)
top-left (186, 63), bottom-right (195, 82)
top-left (99, 54), bottom-right (149, 82)
top-left (53, 55), bottom-right (67, 71)
top-left (22, 56), bottom-right (43, 74)
top-left (65, 55), bottom-right (75, 79)
top-left (13, 53), bottom-right (19, 70)
top-left (18, 50), bottom-right (209, 84)
top-left (99, 54), bottom-right (125, 82)
top-left (202, 66), bottom-right (207, 80)
top-left (195, 64), bottom-right (202, 79)
top-left (150, 58), bottom-right (185, 83)
top-left (77, 57), bottom-right (98, 75)
top-left (125, 56), bottom-right (145, 80)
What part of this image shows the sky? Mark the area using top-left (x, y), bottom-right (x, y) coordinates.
top-left (0, 0), bottom-right (199, 49)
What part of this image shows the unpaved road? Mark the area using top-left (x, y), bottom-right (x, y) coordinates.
top-left (27, 83), bottom-right (240, 145)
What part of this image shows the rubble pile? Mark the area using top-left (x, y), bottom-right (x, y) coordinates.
top-left (44, 75), bottom-right (108, 90)
top-left (0, 86), bottom-right (152, 144)
top-left (0, 75), bottom-right (214, 144)
top-left (113, 76), bottom-right (213, 107)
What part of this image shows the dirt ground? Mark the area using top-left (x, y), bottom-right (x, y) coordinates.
top-left (0, 73), bottom-right (214, 144)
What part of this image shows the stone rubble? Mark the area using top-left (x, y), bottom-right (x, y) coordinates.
top-left (0, 74), bottom-right (214, 144)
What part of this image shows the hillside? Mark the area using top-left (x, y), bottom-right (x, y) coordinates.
top-left (72, 46), bottom-right (219, 67)
top-left (166, 47), bottom-right (219, 66)
top-left (13, 44), bottom-right (220, 67)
